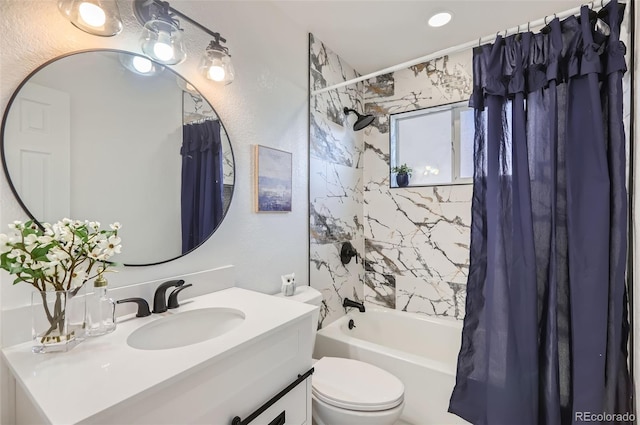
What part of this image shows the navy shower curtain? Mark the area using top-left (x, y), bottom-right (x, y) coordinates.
top-left (180, 119), bottom-right (224, 253)
top-left (449, 2), bottom-right (633, 424)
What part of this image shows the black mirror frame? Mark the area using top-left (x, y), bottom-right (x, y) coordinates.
top-left (0, 48), bottom-right (236, 267)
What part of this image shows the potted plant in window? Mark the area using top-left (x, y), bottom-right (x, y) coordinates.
top-left (392, 163), bottom-right (412, 187)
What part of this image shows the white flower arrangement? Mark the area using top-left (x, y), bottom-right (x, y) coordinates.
top-left (0, 218), bottom-right (122, 293)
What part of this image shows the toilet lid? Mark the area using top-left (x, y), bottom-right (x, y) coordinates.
top-left (312, 357), bottom-right (404, 412)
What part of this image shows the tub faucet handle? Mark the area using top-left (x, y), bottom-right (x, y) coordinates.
top-left (340, 241), bottom-right (359, 265)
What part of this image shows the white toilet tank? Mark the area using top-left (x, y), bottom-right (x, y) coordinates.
top-left (275, 286), bottom-right (322, 346)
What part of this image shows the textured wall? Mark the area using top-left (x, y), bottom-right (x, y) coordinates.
top-left (309, 34), bottom-right (364, 328)
top-left (0, 0), bottom-right (309, 300)
top-left (362, 53), bottom-right (473, 320)
top-left (0, 1), bottom-right (309, 420)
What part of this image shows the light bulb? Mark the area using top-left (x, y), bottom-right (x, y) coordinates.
top-left (207, 65), bottom-right (226, 82)
top-left (153, 39), bottom-right (174, 62)
top-left (132, 56), bottom-right (153, 74)
top-left (78, 2), bottom-right (106, 28)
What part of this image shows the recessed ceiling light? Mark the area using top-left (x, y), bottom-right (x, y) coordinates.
top-left (428, 12), bottom-right (452, 28)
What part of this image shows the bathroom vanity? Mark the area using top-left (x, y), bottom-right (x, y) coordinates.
top-left (2, 288), bottom-right (316, 424)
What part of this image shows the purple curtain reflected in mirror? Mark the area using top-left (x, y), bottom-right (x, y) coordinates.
top-left (180, 119), bottom-right (224, 253)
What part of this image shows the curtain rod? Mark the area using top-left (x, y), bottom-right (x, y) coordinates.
top-left (311, 0), bottom-right (612, 96)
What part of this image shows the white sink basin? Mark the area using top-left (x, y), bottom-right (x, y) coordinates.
top-left (127, 308), bottom-right (245, 350)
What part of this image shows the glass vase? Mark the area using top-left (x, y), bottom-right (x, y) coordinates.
top-left (31, 288), bottom-right (86, 353)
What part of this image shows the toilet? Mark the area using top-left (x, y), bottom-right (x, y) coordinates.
top-left (276, 286), bottom-right (405, 425)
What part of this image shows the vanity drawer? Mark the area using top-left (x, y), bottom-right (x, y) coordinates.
top-left (244, 377), bottom-right (311, 425)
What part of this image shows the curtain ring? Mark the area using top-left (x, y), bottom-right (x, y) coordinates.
top-left (601, 0), bottom-right (605, 7)
top-left (478, 37), bottom-right (481, 47)
top-left (544, 15), bottom-right (549, 25)
top-left (527, 21), bottom-right (531, 32)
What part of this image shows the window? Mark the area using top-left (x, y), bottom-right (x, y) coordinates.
top-left (390, 101), bottom-right (474, 187)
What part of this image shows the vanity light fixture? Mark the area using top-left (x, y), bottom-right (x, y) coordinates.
top-left (57, 0), bottom-right (123, 36)
top-left (134, 0), bottom-right (235, 85)
top-left (200, 35), bottom-right (235, 85)
top-left (428, 11), bottom-right (452, 28)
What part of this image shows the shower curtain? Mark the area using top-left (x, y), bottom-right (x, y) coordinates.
top-left (180, 119), bottom-right (224, 253)
top-left (449, 2), bottom-right (633, 424)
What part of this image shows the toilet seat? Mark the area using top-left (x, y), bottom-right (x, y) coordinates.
top-left (312, 357), bottom-right (404, 412)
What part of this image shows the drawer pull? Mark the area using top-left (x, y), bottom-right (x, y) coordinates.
top-left (231, 368), bottom-right (313, 425)
top-left (268, 411), bottom-right (285, 425)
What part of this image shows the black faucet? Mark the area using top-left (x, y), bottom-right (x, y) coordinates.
top-left (116, 298), bottom-right (151, 317)
top-left (168, 283), bottom-right (193, 309)
top-left (343, 298), bottom-right (365, 312)
top-left (153, 279), bottom-right (185, 313)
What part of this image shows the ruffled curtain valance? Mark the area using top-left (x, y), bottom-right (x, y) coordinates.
top-left (469, 8), bottom-right (626, 110)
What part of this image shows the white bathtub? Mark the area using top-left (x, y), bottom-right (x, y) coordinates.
top-left (313, 309), bottom-right (469, 425)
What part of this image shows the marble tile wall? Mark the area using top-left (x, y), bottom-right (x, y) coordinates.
top-left (309, 34), bottom-right (365, 328)
top-left (362, 53), bottom-right (474, 321)
top-left (309, 32), bottom-right (473, 325)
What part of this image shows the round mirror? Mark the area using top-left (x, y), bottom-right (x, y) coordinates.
top-left (1, 50), bottom-right (235, 266)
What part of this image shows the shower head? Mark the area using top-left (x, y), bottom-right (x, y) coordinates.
top-left (343, 107), bottom-right (374, 131)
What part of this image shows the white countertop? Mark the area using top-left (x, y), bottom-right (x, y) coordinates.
top-left (2, 287), bottom-right (316, 424)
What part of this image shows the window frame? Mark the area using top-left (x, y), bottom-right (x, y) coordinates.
top-left (389, 100), bottom-right (473, 188)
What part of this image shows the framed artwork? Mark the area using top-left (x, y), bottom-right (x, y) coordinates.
top-left (254, 145), bottom-right (292, 212)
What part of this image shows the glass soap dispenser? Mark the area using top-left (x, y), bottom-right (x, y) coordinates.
top-left (87, 269), bottom-right (116, 337)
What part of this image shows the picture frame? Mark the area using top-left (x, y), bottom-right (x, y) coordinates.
top-left (254, 145), bottom-right (292, 212)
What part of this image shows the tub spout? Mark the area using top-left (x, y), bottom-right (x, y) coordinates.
top-left (343, 298), bottom-right (365, 312)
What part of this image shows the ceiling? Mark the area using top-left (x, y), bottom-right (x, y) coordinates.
top-left (272, 0), bottom-right (584, 75)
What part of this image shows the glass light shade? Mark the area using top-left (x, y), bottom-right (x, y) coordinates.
top-left (200, 48), bottom-right (235, 85)
top-left (140, 19), bottom-right (186, 65)
top-left (58, 0), bottom-right (123, 36)
top-left (118, 53), bottom-right (164, 77)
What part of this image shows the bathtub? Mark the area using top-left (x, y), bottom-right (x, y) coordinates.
top-left (313, 309), bottom-right (469, 425)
